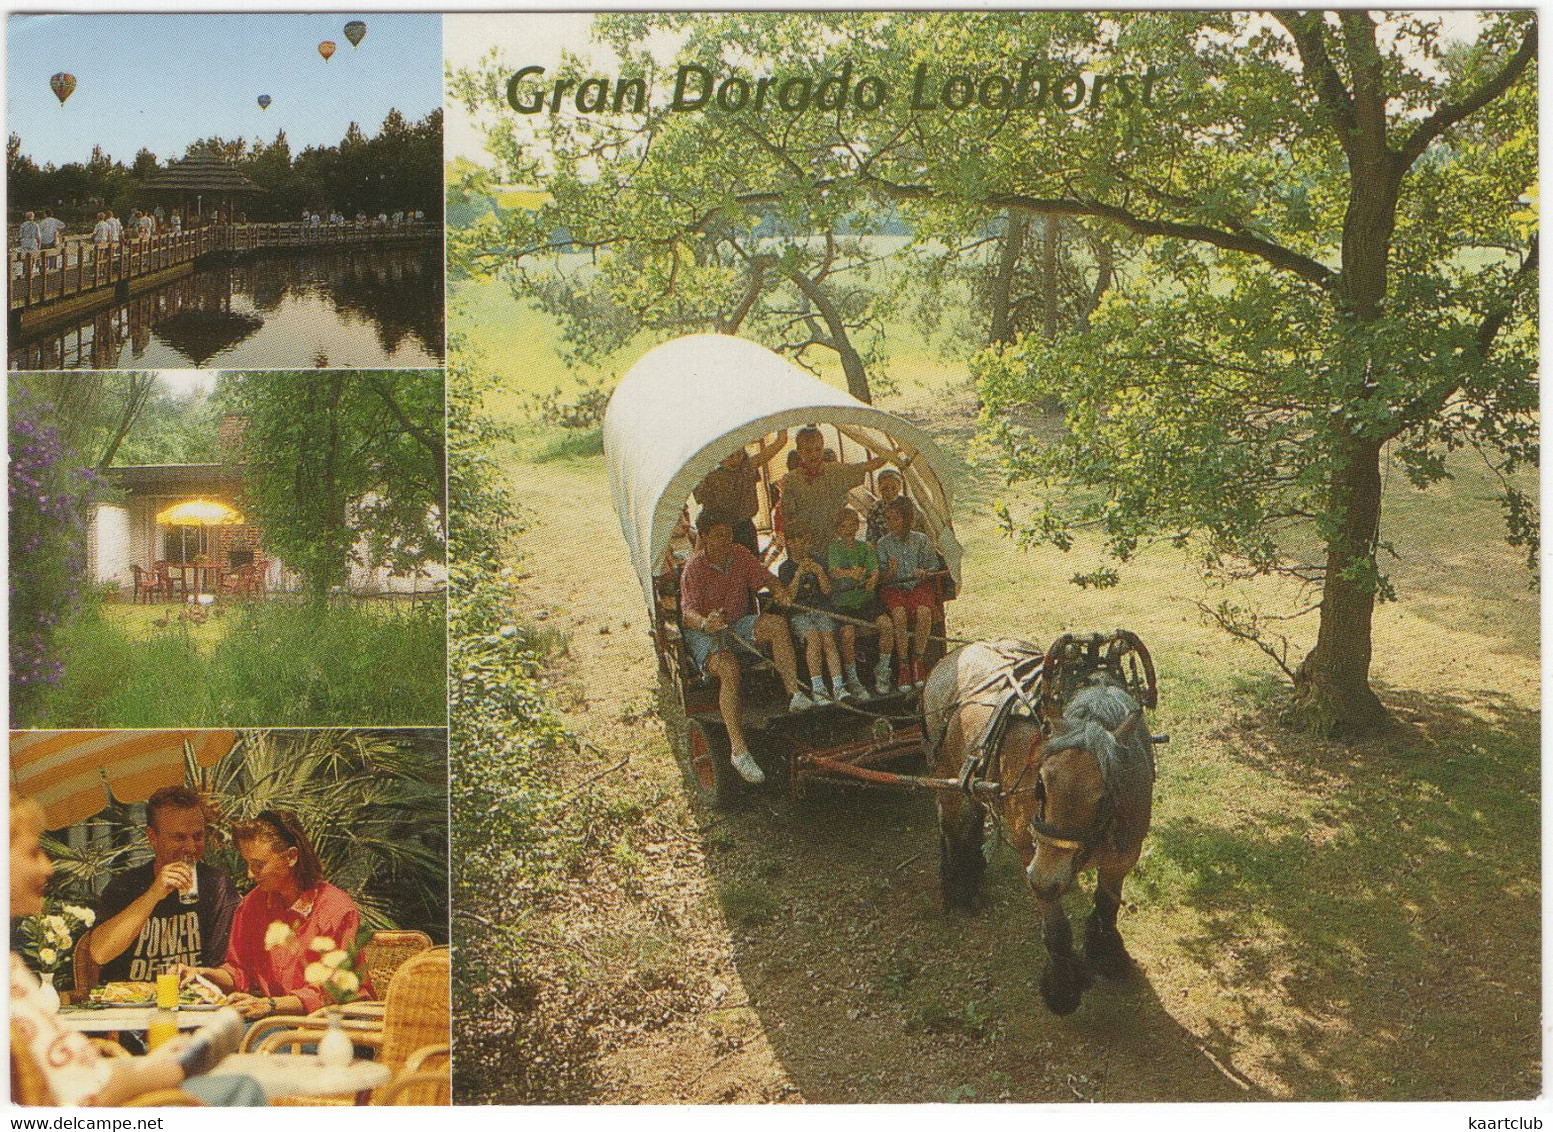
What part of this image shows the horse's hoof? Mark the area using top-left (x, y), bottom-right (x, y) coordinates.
top-left (1040, 967), bottom-right (1084, 1016)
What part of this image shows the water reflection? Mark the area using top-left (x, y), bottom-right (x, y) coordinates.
top-left (10, 242), bottom-right (444, 371)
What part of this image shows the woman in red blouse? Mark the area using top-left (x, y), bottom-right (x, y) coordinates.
top-left (180, 810), bottom-right (373, 1020)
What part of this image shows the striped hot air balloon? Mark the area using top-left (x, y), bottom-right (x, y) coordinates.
top-left (318, 40), bottom-right (336, 61)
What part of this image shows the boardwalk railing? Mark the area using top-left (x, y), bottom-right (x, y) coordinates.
top-left (9, 220), bottom-right (437, 313)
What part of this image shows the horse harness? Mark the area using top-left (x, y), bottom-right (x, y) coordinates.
top-left (942, 638), bottom-right (1128, 857)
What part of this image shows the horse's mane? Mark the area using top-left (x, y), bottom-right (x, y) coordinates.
top-left (1043, 679), bottom-right (1145, 787)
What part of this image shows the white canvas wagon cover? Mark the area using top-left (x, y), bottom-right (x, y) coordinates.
top-left (604, 334), bottom-right (963, 607)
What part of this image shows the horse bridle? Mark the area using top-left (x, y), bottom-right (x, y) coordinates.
top-left (1027, 767), bottom-right (1116, 855)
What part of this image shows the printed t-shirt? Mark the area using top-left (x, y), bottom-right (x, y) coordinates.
top-left (95, 861), bottom-right (239, 983)
top-left (10, 953), bottom-right (111, 1105)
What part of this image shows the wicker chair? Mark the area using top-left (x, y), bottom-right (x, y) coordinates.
top-left (255, 946), bottom-right (450, 1106)
top-left (376, 1043), bottom-right (450, 1105)
top-left (361, 929), bottom-right (432, 994)
top-left (10, 1025), bottom-right (203, 1107)
top-left (71, 928), bottom-right (101, 998)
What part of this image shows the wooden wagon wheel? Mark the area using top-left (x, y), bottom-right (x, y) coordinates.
top-left (686, 717), bottom-right (741, 810)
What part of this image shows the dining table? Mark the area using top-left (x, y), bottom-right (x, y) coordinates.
top-left (55, 1005), bottom-right (209, 1034)
top-left (212, 1052), bottom-right (391, 1104)
top-left (170, 562), bottom-right (224, 598)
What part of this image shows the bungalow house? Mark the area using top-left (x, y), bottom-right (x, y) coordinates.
top-left (85, 416), bottom-right (445, 599)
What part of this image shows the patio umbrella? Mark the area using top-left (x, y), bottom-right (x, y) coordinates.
top-left (9, 730), bottom-right (237, 829)
top-left (156, 499), bottom-right (244, 599)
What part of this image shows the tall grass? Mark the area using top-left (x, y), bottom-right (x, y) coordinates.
top-left (27, 598), bottom-right (446, 728)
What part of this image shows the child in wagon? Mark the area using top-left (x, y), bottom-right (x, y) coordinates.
top-left (876, 496), bottom-right (942, 691)
top-left (777, 519), bottom-right (852, 703)
top-left (826, 507), bottom-right (896, 698)
top-left (866, 467), bottom-right (918, 542)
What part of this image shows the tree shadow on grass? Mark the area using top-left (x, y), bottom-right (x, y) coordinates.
top-left (1138, 679), bottom-right (1540, 1100)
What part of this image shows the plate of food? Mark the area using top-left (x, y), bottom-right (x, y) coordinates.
top-left (85, 979), bottom-right (228, 1008)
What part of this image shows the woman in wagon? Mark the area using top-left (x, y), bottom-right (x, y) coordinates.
top-left (877, 496), bottom-right (942, 691)
top-left (680, 513), bottom-right (809, 784)
top-left (692, 429), bottom-right (788, 559)
top-left (9, 794), bottom-right (258, 1106)
top-left (178, 810), bottom-right (373, 1021)
top-left (777, 518), bottom-right (851, 703)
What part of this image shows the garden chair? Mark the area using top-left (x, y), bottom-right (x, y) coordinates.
top-left (130, 564), bottom-right (170, 604)
top-left (374, 1044), bottom-right (450, 1105)
top-left (253, 946), bottom-right (450, 1106)
top-left (154, 560), bottom-right (184, 599)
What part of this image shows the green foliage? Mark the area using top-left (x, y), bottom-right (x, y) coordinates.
top-left (9, 110), bottom-right (442, 225)
top-left (23, 598), bottom-right (446, 728)
top-left (13, 900), bottom-right (96, 984)
top-left (218, 371), bottom-right (446, 598)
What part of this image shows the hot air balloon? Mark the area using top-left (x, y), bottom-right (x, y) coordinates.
top-left (318, 40), bottom-right (336, 61)
top-left (257, 94), bottom-right (272, 110)
top-left (49, 72), bottom-right (76, 107)
top-left (344, 20), bottom-right (366, 48)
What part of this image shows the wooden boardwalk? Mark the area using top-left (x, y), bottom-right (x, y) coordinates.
top-left (9, 220), bottom-right (437, 318)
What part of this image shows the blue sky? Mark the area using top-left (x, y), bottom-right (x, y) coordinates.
top-left (8, 13), bottom-right (442, 167)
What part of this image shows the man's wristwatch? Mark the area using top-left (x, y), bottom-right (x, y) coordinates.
top-left (264, 997), bottom-right (275, 1016)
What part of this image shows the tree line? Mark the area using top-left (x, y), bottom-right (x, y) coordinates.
top-left (8, 107), bottom-right (442, 226)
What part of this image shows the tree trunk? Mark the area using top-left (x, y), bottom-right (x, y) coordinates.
top-left (786, 270), bottom-right (872, 404)
top-left (1042, 215), bottom-right (1060, 341)
top-left (1292, 435), bottom-right (1393, 736)
top-left (988, 209), bottom-right (1028, 347)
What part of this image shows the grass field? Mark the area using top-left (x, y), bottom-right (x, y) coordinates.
top-left (25, 597), bottom-right (447, 729)
top-left (451, 271), bottom-right (1540, 1103)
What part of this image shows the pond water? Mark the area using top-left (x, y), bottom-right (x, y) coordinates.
top-left (9, 241), bottom-right (444, 371)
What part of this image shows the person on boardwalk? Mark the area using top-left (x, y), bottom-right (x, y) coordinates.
top-left (17, 212), bottom-right (41, 263)
top-left (105, 209), bottom-right (123, 244)
top-left (680, 515), bottom-right (809, 783)
top-left (693, 429), bottom-right (787, 559)
top-left (91, 212), bottom-right (111, 248)
top-left (37, 209), bottom-right (64, 267)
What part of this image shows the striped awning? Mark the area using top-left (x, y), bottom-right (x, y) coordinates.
top-left (9, 731), bottom-right (237, 829)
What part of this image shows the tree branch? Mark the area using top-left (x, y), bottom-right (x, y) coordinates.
top-left (1397, 19), bottom-right (1537, 166)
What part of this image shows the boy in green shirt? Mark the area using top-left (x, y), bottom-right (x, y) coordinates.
top-left (826, 508), bottom-right (897, 698)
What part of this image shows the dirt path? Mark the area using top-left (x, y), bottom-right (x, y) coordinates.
top-left (496, 395), bottom-right (1540, 1104)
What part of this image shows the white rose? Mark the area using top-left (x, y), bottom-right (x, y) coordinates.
top-left (63, 905), bottom-right (94, 927)
top-left (38, 948), bottom-right (56, 967)
top-left (321, 949), bottom-right (350, 970)
top-left (304, 961), bottom-right (331, 986)
top-left (309, 937), bottom-right (337, 954)
top-left (43, 916), bottom-right (67, 935)
top-left (327, 969), bottom-right (360, 995)
top-left (264, 922), bottom-right (295, 950)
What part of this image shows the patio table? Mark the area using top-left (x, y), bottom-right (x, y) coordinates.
top-left (56, 1005), bottom-right (207, 1034)
top-left (213, 1052), bottom-right (390, 1104)
top-left (172, 562), bottom-right (224, 597)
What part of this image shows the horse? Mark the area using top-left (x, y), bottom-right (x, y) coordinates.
top-left (921, 638), bottom-right (1157, 1015)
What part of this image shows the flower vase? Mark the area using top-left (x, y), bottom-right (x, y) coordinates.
top-left (318, 1012), bottom-right (353, 1068)
top-left (35, 972), bottom-right (60, 1015)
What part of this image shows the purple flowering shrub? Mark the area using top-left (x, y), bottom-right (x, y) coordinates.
top-left (9, 390), bottom-right (98, 724)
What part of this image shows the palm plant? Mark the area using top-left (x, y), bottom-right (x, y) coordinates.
top-left (193, 729), bottom-right (448, 940)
